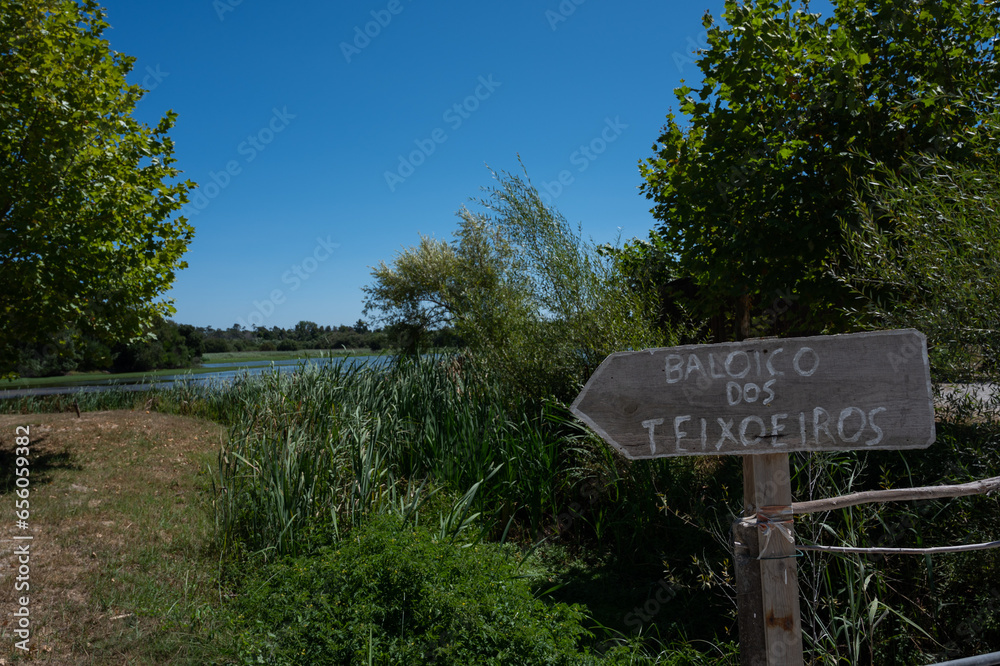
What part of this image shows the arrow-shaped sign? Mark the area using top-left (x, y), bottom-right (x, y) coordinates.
top-left (571, 329), bottom-right (935, 459)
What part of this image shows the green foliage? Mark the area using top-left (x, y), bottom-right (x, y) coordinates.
top-left (229, 515), bottom-right (599, 666)
top-left (11, 316), bottom-right (203, 377)
top-left (638, 0), bottom-right (1000, 334)
top-left (198, 322), bottom-right (389, 356)
top-left (202, 337), bottom-right (234, 354)
top-left (0, 0), bottom-right (195, 374)
top-left (112, 317), bottom-right (203, 372)
top-left (14, 326), bottom-right (83, 377)
top-left (363, 234), bottom-right (464, 345)
top-left (365, 165), bottom-right (671, 400)
top-left (836, 129), bottom-right (1000, 380)
top-left (791, 395), bottom-right (1000, 663)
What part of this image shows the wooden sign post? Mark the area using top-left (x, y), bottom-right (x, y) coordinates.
top-left (570, 329), bottom-right (935, 665)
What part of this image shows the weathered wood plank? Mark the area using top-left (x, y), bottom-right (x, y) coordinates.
top-left (753, 454), bottom-right (803, 666)
top-left (570, 329), bottom-right (935, 459)
top-left (790, 475), bottom-right (1000, 515)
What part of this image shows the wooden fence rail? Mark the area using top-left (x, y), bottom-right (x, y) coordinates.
top-left (790, 475), bottom-right (1000, 515)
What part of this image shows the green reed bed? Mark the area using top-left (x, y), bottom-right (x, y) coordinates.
top-left (210, 355), bottom-right (603, 560)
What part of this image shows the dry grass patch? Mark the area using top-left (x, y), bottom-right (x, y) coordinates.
top-left (0, 410), bottom-right (231, 665)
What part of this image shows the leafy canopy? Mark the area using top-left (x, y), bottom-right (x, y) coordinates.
top-left (836, 114), bottom-right (1000, 380)
top-left (364, 166), bottom-right (671, 400)
top-left (0, 0), bottom-right (195, 373)
top-left (639, 0), bottom-right (999, 334)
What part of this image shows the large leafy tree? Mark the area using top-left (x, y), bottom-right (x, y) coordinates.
top-left (639, 0), bottom-right (999, 336)
top-left (0, 0), bottom-right (194, 373)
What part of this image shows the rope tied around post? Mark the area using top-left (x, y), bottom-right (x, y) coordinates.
top-left (756, 505), bottom-right (795, 559)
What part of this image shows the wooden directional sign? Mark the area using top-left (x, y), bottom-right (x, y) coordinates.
top-left (571, 329), bottom-right (935, 459)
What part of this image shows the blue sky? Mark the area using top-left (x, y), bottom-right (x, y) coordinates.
top-left (99, 0), bottom-right (827, 331)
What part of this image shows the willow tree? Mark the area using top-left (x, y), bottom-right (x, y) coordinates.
top-left (364, 166), bottom-right (670, 401)
top-left (0, 0), bottom-right (195, 373)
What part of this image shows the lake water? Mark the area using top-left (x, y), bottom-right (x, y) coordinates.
top-left (0, 355), bottom-right (391, 399)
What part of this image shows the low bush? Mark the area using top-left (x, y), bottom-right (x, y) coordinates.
top-left (229, 514), bottom-right (600, 665)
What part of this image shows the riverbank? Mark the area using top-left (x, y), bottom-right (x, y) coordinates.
top-left (0, 348), bottom-right (383, 391)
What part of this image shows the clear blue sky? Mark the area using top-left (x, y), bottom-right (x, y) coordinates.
top-left (98, 0), bottom-right (829, 331)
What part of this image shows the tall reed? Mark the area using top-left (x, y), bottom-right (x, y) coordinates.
top-left (210, 356), bottom-right (596, 559)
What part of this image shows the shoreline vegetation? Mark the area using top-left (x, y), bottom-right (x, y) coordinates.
top-left (2, 356), bottom-right (998, 664)
top-left (0, 347), bottom-right (388, 390)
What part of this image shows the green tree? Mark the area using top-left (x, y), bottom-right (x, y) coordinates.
top-left (293, 320), bottom-right (320, 342)
top-left (177, 323), bottom-right (204, 358)
top-left (836, 119), bottom-right (1000, 380)
top-left (638, 0), bottom-right (999, 336)
top-left (364, 166), bottom-right (671, 400)
top-left (0, 0), bottom-right (195, 374)
top-left (363, 234), bottom-right (466, 350)
top-left (111, 317), bottom-right (199, 372)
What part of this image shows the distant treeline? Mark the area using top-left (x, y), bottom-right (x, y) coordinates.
top-left (197, 320), bottom-right (460, 354)
top-left (13, 318), bottom-right (461, 378)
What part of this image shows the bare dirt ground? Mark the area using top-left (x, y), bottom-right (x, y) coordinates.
top-left (0, 410), bottom-right (227, 665)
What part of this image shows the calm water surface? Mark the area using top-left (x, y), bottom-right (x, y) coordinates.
top-left (0, 355), bottom-right (390, 399)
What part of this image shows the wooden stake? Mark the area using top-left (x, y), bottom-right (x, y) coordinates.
top-left (733, 306), bottom-right (801, 664)
top-left (734, 299), bottom-right (773, 664)
top-left (753, 453), bottom-right (803, 665)
top-left (736, 453), bottom-right (803, 665)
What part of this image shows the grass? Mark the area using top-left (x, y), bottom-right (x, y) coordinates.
top-left (207, 355), bottom-right (743, 661)
top-left (0, 367), bottom-right (224, 390)
top-left (0, 410), bottom-right (233, 664)
top-left (210, 355), bottom-right (598, 559)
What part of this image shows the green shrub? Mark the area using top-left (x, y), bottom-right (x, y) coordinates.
top-left (203, 337), bottom-right (233, 354)
top-left (229, 515), bottom-right (598, 665)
